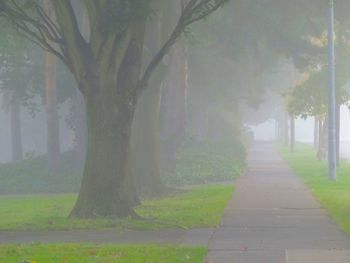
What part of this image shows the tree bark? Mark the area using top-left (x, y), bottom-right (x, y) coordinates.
top-left (70, 20), bottom-right (146, 218)
top-left (70, 88), bottom-right (137, 218)
top-left (10, 97), bottom-right (23, 162)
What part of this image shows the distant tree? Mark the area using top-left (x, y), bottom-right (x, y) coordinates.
top-left (130, 0), bottom-right (169, 198)
top-left (286, 68), bottom-right (350, 159)
top-left (0, 24), bottom-right (39, 162)
top-left (43, 0), bottom-right (60, 174)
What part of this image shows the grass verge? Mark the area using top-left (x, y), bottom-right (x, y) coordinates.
top-left (279, 143), bottom-right (350, 235)
top-left (0, 185), bottom-right (233, 231)
top-left (0, 244), bottom-right (207, 263)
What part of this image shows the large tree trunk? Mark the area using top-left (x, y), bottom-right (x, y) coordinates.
top-left (70, 89), bottom-right (137, 218)
top-left (70, 20), bottom-right (145, 218)
top-left (10, 97), bottom-right (23, 162)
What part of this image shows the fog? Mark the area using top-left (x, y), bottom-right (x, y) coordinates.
top-left (0, 99), bottom-right (75, 163)
top-left (0, 0), bottom-right (349, 207)
top-left (1, 2), bottom-right (350, 260)
top-left (251, 107), bottom-right (350, 143)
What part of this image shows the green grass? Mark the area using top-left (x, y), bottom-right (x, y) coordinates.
top-left (280, 143), bottom-right (350, 235)
top-left (0, 185), bottom-right (233, 231)
top-left (0, 244), bottom-right (207, 263)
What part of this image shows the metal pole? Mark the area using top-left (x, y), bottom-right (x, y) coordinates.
top-left (328, 0), bottom-right (337, 180)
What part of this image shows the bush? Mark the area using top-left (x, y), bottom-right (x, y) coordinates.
top-left (0, 151), bottom-right (82, 195)
top-left (162, 138), bottom-right (246, 186)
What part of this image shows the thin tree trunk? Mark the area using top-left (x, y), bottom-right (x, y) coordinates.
top-left (129, 4), bottom-right (166, 197)
top-left (45, 51), bottom-right (60, 174)
top-left (160, 39), bottom-right (188, 171)
top-left (131, 81), bottom-right (164, 197)
top-left (44, 0), bottom-right (60, 174)
top-left (275, 119), bottom-right (279, 141)
top-left (284, 112), bottom-right (289, 146)
top-left (317, 119), bottom-right (323, 160)
top-left (73, 89), bottom-right (86, 171)
top-left (191, 104), bottom-right (209, 141)
top-left (10, 98), bottom-right (23, 162)
top-left (314, 116), bottom-right (319, 150)
top-left (290, 114), bottom-right (295, 152)
top-left (336, 104), bottom-right (340, 166)
top-left (318, 118), bottom-right (328, 160)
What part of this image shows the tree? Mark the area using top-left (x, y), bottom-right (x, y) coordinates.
top-left (130, 1), bottom-right (168, 197)
top-left (0, 24), bottom-right (38, 163)
top-left (160, 38), bottom-right (189, 171)
top-left (0, 0), bottom-right (228, 218)
top-left (286, 68), bottom-right (350, 159)
top-left (43, 0), bottom-right (60, 174)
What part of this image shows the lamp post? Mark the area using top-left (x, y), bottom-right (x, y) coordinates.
top-left (328, 0), bottom-right (337, 180)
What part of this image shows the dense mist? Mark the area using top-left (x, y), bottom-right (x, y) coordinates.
top-left (1, 1), bottom-right (350, 261)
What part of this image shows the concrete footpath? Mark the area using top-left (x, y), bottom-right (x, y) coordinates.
top-left (206, 142), bottom-right (350, 263)
top-left (0, 228), bottom-right (213, 247)
top-left (2, 142), bottom-right (350, 263)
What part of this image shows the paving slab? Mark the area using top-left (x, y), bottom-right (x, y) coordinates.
top-left (286, 250), bottom-right (350, 263)
top-left (207, 250), bottom-right (286, 263)
top-left (206, 142), bottom-right (350, 263)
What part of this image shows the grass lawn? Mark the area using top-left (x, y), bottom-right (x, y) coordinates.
top-left (280, 143), bottom-right (350, 235)
top-left (0, 185), bottom-right (233, 231)
top-left (0, 244), bottom-right (207, 263)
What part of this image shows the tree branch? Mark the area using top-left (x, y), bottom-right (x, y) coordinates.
top-left (138, 0), bottom-right (228, 93)
top-left (0, 0), bottom-right (68, 65)
top-left (50, 0), bottom-right (90, 65)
